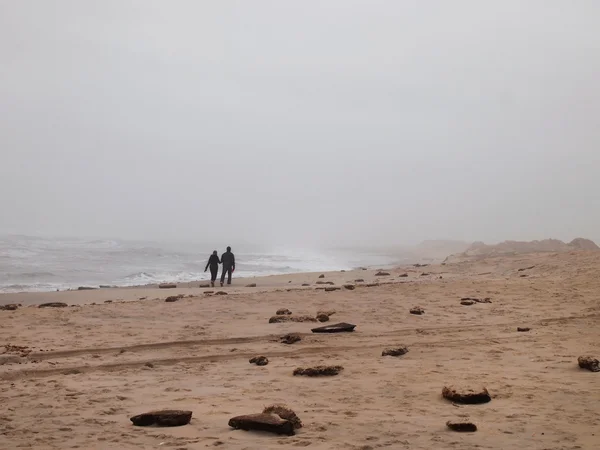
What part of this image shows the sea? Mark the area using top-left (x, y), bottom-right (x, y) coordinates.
top-left (0, 235), bottom-right (407, 293)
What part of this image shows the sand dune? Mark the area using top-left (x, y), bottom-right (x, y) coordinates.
top-left (1, 251), bottom-right (599, 449)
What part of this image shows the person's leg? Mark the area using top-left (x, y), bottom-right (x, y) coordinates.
top-left (227, 267), bottom-right (232, 284)
top-left (210, 267), bottom-right (217, 287)
top-left (220, 266), bottom-right (228, 286)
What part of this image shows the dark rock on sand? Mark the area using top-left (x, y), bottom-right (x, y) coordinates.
top-left (420, 272), bottom-right (430, 276)
top-left (263, 405), bottom-right (302, 429)
top-left (518, 265), bottom-right (536, 272)
top-left (578, 355), bottom-right (600, 372)
top-left (39, 302), bottom-right (68, 308)
top-left (354, 279), bottom-right (364, 282)
top-left (413, 263), bottom-right (429, 268)
top-left (365, 283), bottom-right (379, 287)
top-left (77, 286), bottom-right (96, 290)
top-left (461, 297), bottom-right (492, 304)
top-left (165, 295), bottom-right (183, 303)
top-left (315, 281), bottom-right (327, 285)
top-left (281, 333), bottom-right (301, 344)
top-left (293, 365), bottom-right (343, 376)
top-left (130, 410), bottom-right (192, 427)
top-left (302, 283), bottom-right (310, 286)
top-left (311, 322), bottom-right (356, 333)
top-left (343, 284), bottom-right (355, 290)
top-left (269, 315), bottom-right (317, 323)
top-left (199, 283), bottom-right (211, 288)
top-left (517, 327), bottom-right (531, 332)
top-left (316, 313), bottom-right (330, 322)
top-left (410, 306), bottom-right (425, 315)
top-left (276, 308), bottom-right (292, 315)
top-left (398, 273), bottom-right (408, 278)
top-left (159, 283), bottom-right (177, 289)
top-left (249, 356), bottom-right (269, 366)
top-left (0, 304), bottom-right (19, 311)
top-left (442, 386), bottom-right (491, 404)
top-left (318, 274), bottom-right (325, 278)
top-left (460, 300), bottom-right (475, 306)
top-left (446, 420), bottom-right (477, 432)
top-left (246, 283), bottom-right (257, 287)
top-left (215, 291), bottom-right (228, 295)
top-left (228, 413), bottom-right (294, 436)
top-left (324, 286), bottom-right (341, 292)
top-left (375, 271), bottom-right (390, 276)
top-left (382, 346), bottom-right (409, 357)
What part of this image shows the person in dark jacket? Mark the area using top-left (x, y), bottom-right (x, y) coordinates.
top-left (204, 250), bottom-right (221, 287)
top-left (220, 246), bottom-right (235, 287)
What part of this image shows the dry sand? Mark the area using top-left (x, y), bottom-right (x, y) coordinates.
top-left (1, 251), bottom-right (599, 449)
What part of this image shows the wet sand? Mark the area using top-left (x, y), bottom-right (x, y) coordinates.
top-left (1, 251), bottom-right (599, 449)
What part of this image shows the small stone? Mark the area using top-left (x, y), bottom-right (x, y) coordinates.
top-left (145, 362), bottom-right (155, 368)
top-left (39, 302), bottom-right (68, 308)
top-left (343, 284), bottom-right (355, 290)
top-left (293, 365), bottom-right (343, 376)
top-left (302, 283), bottom-right (310, 286)
top-left (365, 283), bottom-right (379, 287)
top-left (324, 286), bottom-right (341, 292)
top-left (104, 300), bottom-right (112, 303)
top-left (228, 413), bottom-right (294, 436)
top-left (130, 410), bottom-right (192, 427)
top-left (460, 300), bottom-right (475, 306)
top-left (375, 271), bottom-right (390, 276)
top-left (0, 304), bottom-right (19, 311)
top-left (77, 286), bottom-right (96, 290)
top-left (442, 386), bottom-right (491, 404)
top-left (280, 333), bottom-right (301, 344)
top-left (249, 356), bottom-right (269, 366)
top-left (199, 283), bottom-right (210, 288)
top-left (315, 281), bottom-right (327, 285)
top-left (517, 327), bottom-right (531, 332)
top-left (520, 274), bottom-right (528, 278)
top-left (215, 291), bottom-right (228, 295)
top-left (382, 346), bottom-right (409, 357)
top-left (159, 283), bottom-right (177, 289)
top-left (276, 308), bottom-right (292, 315)
top-left (446, 420), bottom-right (477, 432)
top-left (316, 313), bottom-right (330, 322)
top-left (398, 273), bottom-right (408, 278)
top-left (420, 272), bottom-right (430, 276)
top-left (578, 355), bottom-right (600, 372)
top-left (246, 283), bottom-right (257, 287)
top-left (318, 274), bottom-right (325, 278)
top-left (410, 306), bottom-right (425, 315)
top-left (354, 279), bottom-right (364, 282)
top-left (165, 295), bottom-right (183, 303)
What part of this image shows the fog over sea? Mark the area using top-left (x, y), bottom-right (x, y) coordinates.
top-left (0, 235), bottom-right (407, 293)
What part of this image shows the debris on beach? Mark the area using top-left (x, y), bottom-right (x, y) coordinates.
top-left (343, 284), bottom-right (355, 290)
top-left (203, 291), bottom-right (214, 295)
top-left (316, 310), bottom-right (336, 318)
top-left (354, 279), bottom-right (364, 282)
top-left (77, 286), bottom-right (96, 290)
top-left (311, 322), bottom-right (356, 333)
top-left (324, 286), bottom-right (341, 292)
top-left (38, 302), bottom-right (68, 308)
top-left (316, 313), bottom-right (330, 322)
top-left (249, 356), bottom-right (269, 366)
top-left (199, 283), bottom-right (210, 288)
top-left (315, 281), bottom-right (327, 285)
top-left (518, 265), bottom-right (536, 271)
top-left (410, 306), bottom-right (425, 315)
top-left (263, 405), bottom-right (302, 429)
top-left (276, 308), bottom-right (292, 315)
top-left (578, 355), bottom-right (600, 372)
top-left (365, 283), bottom-right (379, 287)
top-left (446, 420), bottom-right (477, 432)
top-left (159, 283), bottom-right (177, 289)
top-left (229, 413), bottom-right (295, 436)
top-left (517, 327), bottom-right (531, 332)
top-left (375, 271), bottom-right (390, 276)
top-left (318, 274), bottom-right (325, 278)
top-left (246, 283), bottom-right (257, 287)
top-left (215, 291), bottom-right (228, 295)
top-left (420, 272), bottom-right (430, 276)
top-left (130, 410), bottom-right (192, 427)
top-left (399, 273), bottom-right (408, 278)
top-left (280, 333), bottom-right (301, 344)
top-left (293, 365), bottom-right (344, 377)
top-left (269, 315), bottom-right (317, 323)
top-left (165, 295), bottom-right (183, 303)
top-left (0, 304), bottom-right (19, 311)
top-left (460, 300), bottom-right (475, 306)
top-left (382, 346), bottom-right (409, 357)
top-left (442, 386), bottom-right (491, 404)
top-left (461, 297), bottom-right (492, 303)
top-left (413, 263), bottom-right (428, 268)
top-left (302, 283), bottom-right (310, 286)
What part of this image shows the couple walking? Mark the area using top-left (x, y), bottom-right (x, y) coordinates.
top-left (204, 246), bottom-right (235, 287)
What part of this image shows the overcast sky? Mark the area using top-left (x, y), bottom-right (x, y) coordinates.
top-left (1, 1), bottom-right (599, 247)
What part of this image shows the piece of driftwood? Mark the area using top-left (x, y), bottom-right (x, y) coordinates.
top-left (311, 322), bottom-right (356, 333)
top-left (262, 405), bottom-right (302, 429)
top-left (130, 410), bottom-right (192, 427)
top-left (39, 302), bottom-right (68, 308)
top-left (269, 315), bottom-right (317, 323)
top-left (158, 283), bottom-right (177, 289)
top-left (228, 413), bottom-right (294, 436)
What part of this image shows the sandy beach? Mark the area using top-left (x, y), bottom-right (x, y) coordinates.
top-left (1, 251), bottom-right (599, 449)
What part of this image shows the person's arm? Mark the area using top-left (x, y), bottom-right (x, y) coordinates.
top-left (205, 258), bottom-right (210, 272)
top-left (218, 257), bottom-right (221, 264)
top-left (232, 254), bottom-right (235, 271)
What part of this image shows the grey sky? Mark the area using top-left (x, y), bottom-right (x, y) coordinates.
top-left (1, 1), bottom-right (599, 247)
